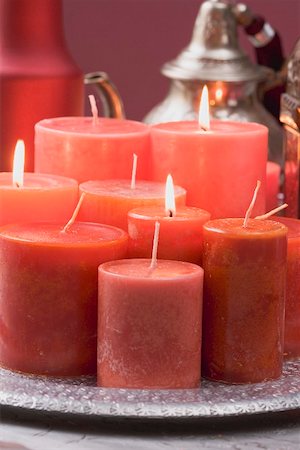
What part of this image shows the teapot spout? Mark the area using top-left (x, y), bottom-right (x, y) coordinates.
top-left (84, 72), bottom-right (125, 119)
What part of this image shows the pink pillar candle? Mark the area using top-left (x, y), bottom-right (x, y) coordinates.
top-left (0, 173), bottom-right (78, 225)
top-left (128, 206), bottom-right (211, 265)
top-left (35, 117), bottom-right (151, 183)
top-left (78, 179), bottom-right (186, 230)
top-left (150, 121), bottom-right (268, 218)
top-left (98, 259), bottom-right (203, 389)
top-left (266, 161), bottom-right (281, 211)
top-left (271, 217), bottom-right (300, 359)
top-left (0, 222), bottom-right (128, 376)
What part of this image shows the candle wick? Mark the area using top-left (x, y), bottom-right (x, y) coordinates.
top-left (255, 203), bottom-right (288, 220)
top-left (243, 180), bottom-right (261, 228)
top-left (169, 210), bottom-right (173, 218)
top-left (130, 153), bottom-right (138, 189)
top-left (15, 182), bottom-right (20, 188)
top-left (150, 221), bottom-right (160, 270)
top-left (199, 124), bottom-right (209, 132)
top-left (61, 193), bottom-right (86, 233)
top-left (88, 94), bottom-right (98, 126)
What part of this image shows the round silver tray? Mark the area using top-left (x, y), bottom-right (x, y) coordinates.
top-left (1, 360), bottom-right (299, 419)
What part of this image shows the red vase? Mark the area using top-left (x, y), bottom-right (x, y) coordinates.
top-left (0, 0), bottom-right (83, 171)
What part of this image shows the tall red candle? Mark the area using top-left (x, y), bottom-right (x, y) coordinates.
top-left (150, 121), bottom-right (268, 218)
top-left (202, 218), bottom-right (287, 383)
top-left (0, 222), bottom-right (128, 376)
top-left (35, 118), bottom-right (151, 183)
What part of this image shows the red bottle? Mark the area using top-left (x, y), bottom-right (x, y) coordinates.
top-left (0, 0), bottom-right (83, 171)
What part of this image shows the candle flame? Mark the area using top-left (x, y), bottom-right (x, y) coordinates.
top-left (165, 174), bottom-right (176, 217)
top-left (198, 85), bottom-right (210, 131)
top-left (12, 140), bottom-right (25, 188)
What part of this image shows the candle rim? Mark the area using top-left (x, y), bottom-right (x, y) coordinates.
top-left (99, 258), bottom-right (204, 280)
top-left (151, 120), bottom-right (268, 136)
top-left (0, 222), bottom-right (128, 247)
top-left (0, 172), bottom-right (78, 189)
top-left (128, 206), bottom-right (211, 221)
top-left (35, 117), bottom-right (150, 137)
top-left (203, 217), bottom-right (288, 238)
top-left (79, 179), bottom-right (186, 198)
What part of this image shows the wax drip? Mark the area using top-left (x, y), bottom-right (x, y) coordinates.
top-left (243, 181), bottom-right (261, 228)
top-left (150, 221), bottom-right (160, 270)
top-left (61, 193), bottom-right (86, 233)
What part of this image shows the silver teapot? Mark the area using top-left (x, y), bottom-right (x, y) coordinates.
top-left (144, 0), bottom-right (283, 164)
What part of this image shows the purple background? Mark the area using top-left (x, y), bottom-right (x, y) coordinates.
top-left (63, 0), bottom-right (300, 121)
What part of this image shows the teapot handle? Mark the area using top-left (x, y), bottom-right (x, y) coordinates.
top-left (84, 71), bottom-right (125, 119)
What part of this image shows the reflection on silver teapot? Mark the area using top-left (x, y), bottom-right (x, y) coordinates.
top-left (144, 0), bottom-right (283, 164)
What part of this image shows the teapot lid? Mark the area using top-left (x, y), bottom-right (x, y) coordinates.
top-left (162, 0), bottom-right (268, 82)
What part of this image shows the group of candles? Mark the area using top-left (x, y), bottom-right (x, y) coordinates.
top-left (0, 89), bottom-right (299, 389)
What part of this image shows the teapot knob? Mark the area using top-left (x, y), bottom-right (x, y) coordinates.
top-left (84, 72), bottom-right (125, 119)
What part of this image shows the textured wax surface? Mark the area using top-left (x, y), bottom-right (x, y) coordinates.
top-left (100, 259), bottom-right (202, 279)
top-left (153, 120), bottom-right (267, 135)
top-left (80, 180), bottom-right (186, 198)
top-left (38, 117), bottom-right (149, 135)
top-left (0, 223), bottom-right (127, 245)
top-left (0, 173), bottom-right (77, 189)
top-left (204, 218), bottom-right (288, 238)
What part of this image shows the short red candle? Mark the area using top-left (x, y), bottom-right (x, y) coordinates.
top-left (128, 206), bottom-right (211, 265)
top-left (266, 161), bottom-right (281, 211)
top-left (271, 217), bottom-right (300, 359)
top-left (78, 180), bottom-right (186, 230)
top-left (202, 218), bottom-right (287, 383)
top-left (35, 117), bottom-right (151, 183)
top-left (0, 222), bottom-right (128, 376)
top-left (0, 173), bottom-right (78, 226)
top-left (150, 121), bottom-right (268, 218)
top-left (98, 259), bottom-right (203, 389)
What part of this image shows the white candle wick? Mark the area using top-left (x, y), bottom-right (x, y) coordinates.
top-left (243, 180), bottom-right (261, 228)
top-left (88, 95), bottom-right (98, 126)
top-left (130, 153), bottom-right (138, 189)
top-left (150, 221), bottom-right (160, 270)
top-left (61, 193), bottom-right (86, 233)
top-left (255, 203), bottom-right (288, 220)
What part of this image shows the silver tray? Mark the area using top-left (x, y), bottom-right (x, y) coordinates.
top-left (1, 360), bottom-right (299, 419)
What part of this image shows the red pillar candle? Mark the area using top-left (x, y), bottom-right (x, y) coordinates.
top-left (128, 206), bottom-right (210, 265)
top-left (150, 121), bottom-right (268, 218)
top-left (35, 118), bottom-right (151, 183)
top-left (0, 172), bottom-right (78, 225)
top-left (98, 259), bottom-right (203, 389)
top-left (202, 218), bottom-right (287, 383)
top-left (0, 222), bottom-right (128, 376)
top-left (78, 179), bottom-right (186, 230)
top-left (266, 161), bottom-right (281, 211)
top-left (271, 217), bottom-right (300, 359)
